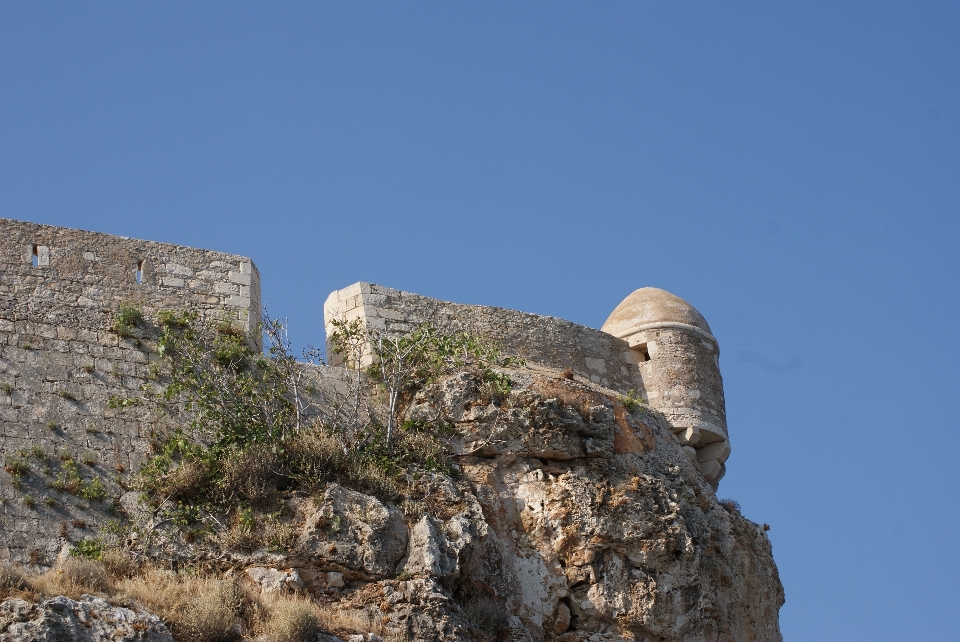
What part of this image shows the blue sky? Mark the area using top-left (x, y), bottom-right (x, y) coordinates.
top-left (2, 2), bottom-right (958, 640)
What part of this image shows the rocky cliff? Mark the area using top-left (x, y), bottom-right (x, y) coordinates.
top-left (97, 364), bottom-right (781, 642)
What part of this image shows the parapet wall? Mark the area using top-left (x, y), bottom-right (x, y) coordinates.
top-left (323, 282), bottom-right (645, 394)
top-left (0, 218), bottom-right (260, 563)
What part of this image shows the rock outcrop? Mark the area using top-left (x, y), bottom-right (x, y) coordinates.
top-left (207, 369), bottom-right (782, 641)
top-left (0, 595), bottom-right (174, 642)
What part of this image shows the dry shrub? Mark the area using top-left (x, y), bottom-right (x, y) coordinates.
top-left (98, 549), bottom-right (138, 579)
top-left (285, 431), bottom-right (350, 483)
top-left (117, 569), bottom-right (243, 642)
top-left (352, 461), bottom-right (400, 502)
top-left (221, 444), bottom-right (283, 510)
top-left (396, 430), bottom-right (444, 465)
top-left (217, 521), bottom-right (263, 552)
top-left (314, 604), bottom-right (386, 637)
top-left (261, 597), bottom-right (320, 642)
top-left (177, 580), bottom-right (243, 642)
top-left (29, 558), bottom-right (109, 599)
top-left (462, 595), bottom-right (510, 633)
top-left (156, 458), bottom-right (213, 503)
top-left (0, 564), bottom-right (25, 597)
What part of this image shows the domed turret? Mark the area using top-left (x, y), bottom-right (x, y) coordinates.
top-left (602, 288), bottom-right (730, 489)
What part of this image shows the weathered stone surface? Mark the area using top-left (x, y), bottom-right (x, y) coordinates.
top-left (243, 566), bottom-right (305, 595)
top-left (297, 484), bottom-right (408, 578)
top-left (0, 595), bottom-right (173, 641)
top-left (0, 218), bottom-right (261, 564)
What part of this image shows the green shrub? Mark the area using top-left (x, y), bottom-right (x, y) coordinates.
top-left (618, 389), bottom-right (644, 413)
top-left (71, 537), bottom-right (105, 560)
top-left (4, 457), bottom-right (29, 478)
top-left (111, 303), bottom-right (144, 337)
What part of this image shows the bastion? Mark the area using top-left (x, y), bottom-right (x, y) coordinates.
top-left (324, 282), bottom-right (730, 487)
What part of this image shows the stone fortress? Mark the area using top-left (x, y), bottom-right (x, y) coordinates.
top-left (324, 283), bottom-right (730, 488)
top-left (0, 218), bottom-right (730, 562)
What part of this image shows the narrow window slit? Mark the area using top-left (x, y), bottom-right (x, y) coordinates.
top-left (31, 245), bottom-right (39, 268)
top-left (135, 260), bottom-right (144, 284)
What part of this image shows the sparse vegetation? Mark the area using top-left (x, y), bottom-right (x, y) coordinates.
top-left (261, 597), bottom-right (321, 642)
top-left (111, 303), bottom-right (144, 337)
top-left (719, 498), bottom-right (741, 512)
top-left (4, 456), bottom-right (29, 478)
top-left (618, 388), bottom-right (645, 412)
top-left (0, 564), bottom-right (26, 598)
top-left (462, 595), bottom-right (510, 633)
top-left (134, 312), bottom-right (510, 542)
top-left (71, 537), bottom-right (105, 560)
top-left (57, 389), bottom-right (78, 401)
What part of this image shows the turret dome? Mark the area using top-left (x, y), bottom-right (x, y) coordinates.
top-left (601, 287), bottom-right (713, 339)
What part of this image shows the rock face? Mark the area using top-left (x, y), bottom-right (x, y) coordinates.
top-left (0, 595), bottom-right (174, 642)
top-left (256, 371), bottom-right (782, 642)
top-left (297, 483), bottom-right (409, 578)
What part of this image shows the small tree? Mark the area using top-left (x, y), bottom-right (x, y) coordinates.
top-left (261, 310), bottom-right (323, 439)
top-left (156, 310), bottom-right (294, 449)
top-left (328, 318), bottom-right (519, 452)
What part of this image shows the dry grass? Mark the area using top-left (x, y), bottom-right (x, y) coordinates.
top-left (115, 569), bottom-right (242, 641)
top-left (2, 556), bottom-right (416, 642)
top-left (0, 564), bottom-right (25, 598)
top-left (260, 596), bottom-right (321, 642)
top-left (27, 558), bottom-right (110, 599)
top-left (177, 580), bottom-right (243, 642)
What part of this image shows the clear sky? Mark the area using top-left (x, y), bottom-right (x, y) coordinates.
top-left (2, 2), bottom-right (958, 640)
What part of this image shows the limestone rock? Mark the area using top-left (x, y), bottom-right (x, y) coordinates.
top-left (0, 595), bottom-right (173, 642)
top-left (243, 566), bottom-right (305, 595)
top-left (297, 483), bottom-right (408, 578)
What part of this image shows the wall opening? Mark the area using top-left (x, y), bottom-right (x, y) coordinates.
top-left (633, 342), bottom-right (651, 362)
top-left (31, 245), bottom-right (38, 267)
top-left (135, 260), bottom-right (144, 284)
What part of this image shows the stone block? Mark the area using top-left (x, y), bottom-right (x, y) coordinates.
top-left (700, 458), bottom-right (722, 482)
top-left (682, 446), bottom-right (700, 471)
top-left (223, 295), bottom-right (251, 308)
top-left (164, 263), bottom-right (194, 277)
top-left (696, 422), bottom-right (727, 445)
top-left (675, 425), bottom-right (700, 446)
top-left (228, 271), bottom-right (251, 285)
top-left (697, 439), bottom-right (730, 464)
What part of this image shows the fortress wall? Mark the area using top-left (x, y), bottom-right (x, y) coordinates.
top-left (0, 218), bottom-right (260, 563)
top-left (323, 282), bottom-right (645, 394)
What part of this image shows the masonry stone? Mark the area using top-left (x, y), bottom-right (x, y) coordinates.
top-left (0, 218), bottom-right (261, 564)
top-left (0, 218), bottom-right (739, 566)
top-left (324, 281), bottom-right (734, 490)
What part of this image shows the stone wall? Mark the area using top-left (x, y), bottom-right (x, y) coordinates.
top-left (323, 282), bottom-right (645, 394)
top-left (0, 218), bottom-right (260, 563)
top-left (324, 282), bottom-right (732, 490)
